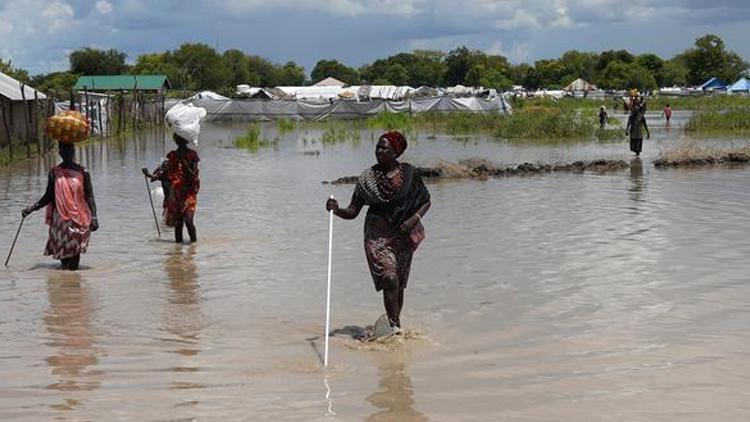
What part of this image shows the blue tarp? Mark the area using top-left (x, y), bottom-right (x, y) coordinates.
top-left (699, 77), bottom-right (728, 91)
top-left (728, 77), bottom-right (750, 92)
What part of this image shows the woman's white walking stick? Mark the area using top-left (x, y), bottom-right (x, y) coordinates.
top-left (324, 195), bottom-right (334, 367)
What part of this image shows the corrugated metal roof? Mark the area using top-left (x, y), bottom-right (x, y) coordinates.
top-left (74, 75), bottom-right (171, 91)
top-left (0, 71), bottom-right (47, 101)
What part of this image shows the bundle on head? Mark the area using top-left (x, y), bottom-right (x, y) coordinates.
top-left (45, 110), bottom-right (90, 144)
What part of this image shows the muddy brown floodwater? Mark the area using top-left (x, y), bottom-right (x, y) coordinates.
top-left (1, 115), bottom-right (750, 420)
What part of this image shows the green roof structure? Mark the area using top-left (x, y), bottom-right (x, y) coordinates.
top-left (74, 75), bottom-right (171, 91)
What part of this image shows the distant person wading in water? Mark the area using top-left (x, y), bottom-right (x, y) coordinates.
top-left (662, 104), bottom-right (673, 126)
top-left (599, 106), bottom-right (608, 129)
top-left (326, 131), bottom-right (431, 334)
top-left (22, 143), bottom-right (99, 270)
top-left (626, 102), bottom-right (650, 156)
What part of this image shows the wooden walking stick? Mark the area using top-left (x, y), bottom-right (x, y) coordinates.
top-left (144, 174), bottom-right (161, 237)
top-left (4, 216), bottom-right (26, 267)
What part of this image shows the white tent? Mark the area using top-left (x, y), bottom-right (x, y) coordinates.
top-left (276, 86), bottom-right (342, 101)
top-left (564, 78), bottom-right (597, 92)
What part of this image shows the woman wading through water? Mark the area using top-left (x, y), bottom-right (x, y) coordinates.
top-left (326, 131), bottom-right (431, 334)
top-left (143, 103), bottom-right (205, 244)
top-left (23, 143), bottom-right (99, 270)
top-left (143, 133), bottom-right (200, 243)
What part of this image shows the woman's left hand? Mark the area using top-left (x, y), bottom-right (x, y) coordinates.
top-left (90, 217), bottom-right (99, 232)
top-left (399, 215), bottom-right (418, 234)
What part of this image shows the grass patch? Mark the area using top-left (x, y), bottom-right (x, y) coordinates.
top-left (276, 118), bottom-right (296, 133)
top-left (685, 108), bottom-right (750, 134)
top-left (234, 123), bottom-right (277, 151)
top-left (321, 122), bottom-right (362, 145)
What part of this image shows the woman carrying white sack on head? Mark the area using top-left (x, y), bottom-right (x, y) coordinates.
top-left (142, 103), bottom-right (206, 243)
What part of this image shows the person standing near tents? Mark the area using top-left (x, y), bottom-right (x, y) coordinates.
top-left (626, 103), bottom-right (650, 156)
top-left (325, 131), bottom-right (431, 334)
top-left (598, 106), bottom-right (608, 129)
top-left (22, 142), bottom-right (99, 270)
top-left (143, 103), bottom-right (205, 243)
top-left (662, 103), bottom-right (673, 127)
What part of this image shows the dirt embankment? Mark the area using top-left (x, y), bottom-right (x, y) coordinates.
top-left (653, 146), bottom-right (750, 168)
top-left (323, 158), bottom-right (630, 184)
top-left (324, 146), bottom-right (750, 184)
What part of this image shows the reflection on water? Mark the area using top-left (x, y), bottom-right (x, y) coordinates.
top-left (43, 271), bottom-right (102, 406)
top-left (629, 157), bottom-right (645, 204)
top-left (162, 245), bottom-right (205, 392)
top-left (366, 358), bottom-right (426, 422)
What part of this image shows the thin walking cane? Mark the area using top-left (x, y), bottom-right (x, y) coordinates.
top-left (324, 195), bottom-right (334, 367)
top-left (144, 174), bottom-right (161, 237)
top-left (4, 216), bottom-right (26, 267)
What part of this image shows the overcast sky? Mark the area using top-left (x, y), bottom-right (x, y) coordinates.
top-left (2, 0), bottom-right (749, 76)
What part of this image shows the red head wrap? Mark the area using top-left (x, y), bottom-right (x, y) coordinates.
top-left (380, 131), bottom-right (407, 157)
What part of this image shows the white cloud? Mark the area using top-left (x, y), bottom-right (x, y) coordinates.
top-left (41, 1), bottom-right (75, 31)
top-left (96, 0), bottom-right (114, 14)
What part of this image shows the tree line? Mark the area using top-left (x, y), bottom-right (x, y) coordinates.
top-left (1, 34), bottom-right (747, 99)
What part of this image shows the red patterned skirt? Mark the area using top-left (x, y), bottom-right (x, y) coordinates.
top-left (44, 210), bottom-right (90, 260)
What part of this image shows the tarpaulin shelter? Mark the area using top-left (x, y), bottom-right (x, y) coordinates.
top-left (727, 77), bottom-right (750, 93)
top-left (180, 92), bottom-right (512, 122)
top-left (0, 71), bottom-right (48, 148)
top-left (699, 77), bottom-right (728, 91)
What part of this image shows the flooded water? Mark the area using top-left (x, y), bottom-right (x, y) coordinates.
top-left (1, 118), bottom-right (750, 421)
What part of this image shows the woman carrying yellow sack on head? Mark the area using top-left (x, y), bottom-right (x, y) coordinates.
top-left (22, 111), bottom-right (99, 270)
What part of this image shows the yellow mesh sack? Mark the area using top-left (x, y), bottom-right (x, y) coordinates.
top-left (45, 110), bottom-right (90, 144)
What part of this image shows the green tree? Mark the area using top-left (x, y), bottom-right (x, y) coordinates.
top-left (0, 58), bottom-right (30, 82)
top-left (69, 47), bottom-right (128, 75)
top-left (132, 53), bottom-right (185, 89)
top-left (172, 43), bottom-right (231, 90)
top-left (660, 59), bottom-right (689, 87)
top-left (480, 69), bottom-right (512, 90)
top-left (246, 55), bottom-right (278, 86)
top-left (465, 63), bottom-right (485, 87)
top-left (678, 34), bottom-right (749, 85)
top-left (279, 61), bottom-right (305, 86)
top-left (311, 59), bottom-right (359, 85)
top-left (444, 46), bottom-right (476, 85)
top-left (598, 60), bottom-right (630, 89)
top-left (384, 63), bottom-right (409, 85)
top-left (626, 63), bottom-right (658, 91)
top-left (596, 50), bottom-right (634, 73)
top-left (223, 49), bottom-right (250, 88)
top-left (29, 71), bottom-right (77, 98)
top-left (635, 53), bottom-right (664, 86)
top-left (559, 50), bottom-right (597, 83)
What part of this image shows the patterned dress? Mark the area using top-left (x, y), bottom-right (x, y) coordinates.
top-left (154, 148), bottom-right (200, 224)
top-left (353, 163), bottom-right (430, 292)
top-left (44, 166), bottom-right (92, 260)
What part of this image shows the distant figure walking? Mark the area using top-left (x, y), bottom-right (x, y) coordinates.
top-left (325, 131), bottom-right (431, 335)
top-left (662, 104), bottom-right (673, 127)
top-left (626, 103), bottom-right (650, 156)
top-left (22, 143), bottom-right (99, 270)
top-left (598, 106), bottom-right (608, 129)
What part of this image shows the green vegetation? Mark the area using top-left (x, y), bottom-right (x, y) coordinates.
top-left (645, 95), bottom-right (750, 111)
top-left (234, 123), bottom-right (277, 151)
top-left (347, 109), bottom-right (622, 141)
top-left (5, 33), bottom-right (748, 99)
top-left (320, 122), bottom-right (362, 145)
top-left (685, 108), bottom-right (750, 134)
top-left (276, 118), bottom-right (297, 133)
